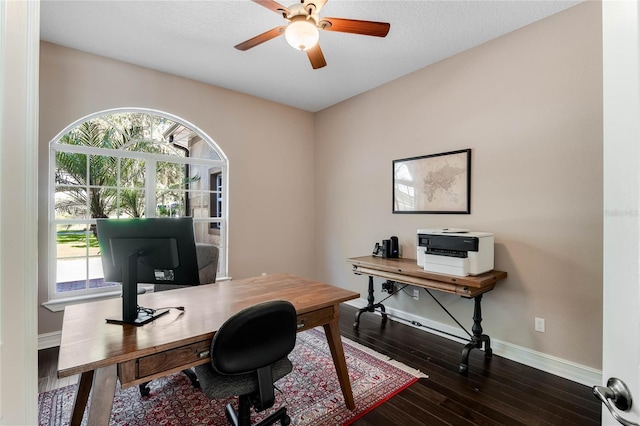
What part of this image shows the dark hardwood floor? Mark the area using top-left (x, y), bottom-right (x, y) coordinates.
top-left (38, 304), bottom-right (602, 425)
top-left (339, 305), bottom-right (601, 426)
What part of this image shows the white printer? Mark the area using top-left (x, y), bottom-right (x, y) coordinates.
top-left (416, 229), bottom-right (494, 277)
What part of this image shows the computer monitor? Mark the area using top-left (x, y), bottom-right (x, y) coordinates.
top-left (96, 217), bottom-right (200, 326)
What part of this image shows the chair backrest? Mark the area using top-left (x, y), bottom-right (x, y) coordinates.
top-left (154, 243), bottom-right (218, 292)
top-left (195, 243), bottom-right (219, 284)
top-left (211, 300), bottom-right (297, 375)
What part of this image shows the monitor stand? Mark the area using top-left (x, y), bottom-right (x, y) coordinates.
top-left (106, 252), bottom-right (170, 326)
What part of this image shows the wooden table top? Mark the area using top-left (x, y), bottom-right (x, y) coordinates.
top-left (58, 273), bottom-right (359, 378)
top-left (347, 256), bottom-right (507, 289)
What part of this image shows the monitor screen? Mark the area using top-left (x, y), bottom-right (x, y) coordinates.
top-left (96, 217), bottom-right (200, 325)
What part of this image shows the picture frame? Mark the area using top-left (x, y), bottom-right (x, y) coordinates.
top-left (392, 149), bottom-right (471, 214)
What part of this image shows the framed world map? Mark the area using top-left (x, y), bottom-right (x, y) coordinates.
top-left (392, 149), bottom-right (471, 214)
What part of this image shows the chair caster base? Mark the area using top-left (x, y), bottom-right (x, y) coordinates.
top-left (138, 382), bottom-right (151, 397)
top-left (224, 401), bottom-right (290, 426)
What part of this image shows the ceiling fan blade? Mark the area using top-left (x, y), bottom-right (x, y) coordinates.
top-left (306, 44), bottom-right (327, 69)
top-left (251, 0), bottom-right (289, 16)
top-left (321, 17), bottom-right (390, 37)
top-left (234, 26), bottom-right (286, 51)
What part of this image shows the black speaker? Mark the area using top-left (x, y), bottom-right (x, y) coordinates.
top-left (381, 240), bottom-right (391, 258)
top-left (390, 236), bottom-right (399, 258)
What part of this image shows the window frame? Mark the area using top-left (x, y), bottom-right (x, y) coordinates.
top-left (45, 108), bottom-right (229, 310)
top-left (209, 171), bottom-right (222, 231)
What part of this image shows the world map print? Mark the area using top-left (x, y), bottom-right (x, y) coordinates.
top-left (423, 163), bottom-right (466, 202)
top-left (394, 150), bottom-right (469, 212)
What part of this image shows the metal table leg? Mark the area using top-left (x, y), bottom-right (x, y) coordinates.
top-left (353, 275), bottom-right (387, 330)
top-left (459, 294), bottom-right (493, 374)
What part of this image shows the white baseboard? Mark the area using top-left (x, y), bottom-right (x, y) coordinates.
top-left (38, 331), bottom-right (61, 350)
top-left (345, 298), bottom-right (601, 387)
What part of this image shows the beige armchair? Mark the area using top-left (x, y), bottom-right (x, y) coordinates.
top-left (153, 243), bottom-right (219, 292)
top-left (195, 242), bottom-right (219, 285)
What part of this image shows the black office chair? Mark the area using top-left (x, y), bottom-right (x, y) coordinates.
top-left (194, 300), bottom-right (297, 426)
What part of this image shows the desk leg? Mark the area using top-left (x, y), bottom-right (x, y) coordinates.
top-left (353, 275), bottom-right (388, 330)
top-left (70, 370), bottom-right (93, 426)
top-left (86, 364), bottom-right (117, 426)
top-left (459, 294), bottom-right (493, 375)
top-left (323, 318), bottom-right (356, 410)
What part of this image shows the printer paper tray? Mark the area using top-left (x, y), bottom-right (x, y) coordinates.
top-left (423, 263), bottom-right (467, 277)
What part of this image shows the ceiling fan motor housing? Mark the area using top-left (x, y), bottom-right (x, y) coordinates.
top-left (235, 0), bottom-right (390, 69)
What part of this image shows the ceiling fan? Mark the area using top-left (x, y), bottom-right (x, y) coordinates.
top-left (235, 0), bottom-right (391, 69)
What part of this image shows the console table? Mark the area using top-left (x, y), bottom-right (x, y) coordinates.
top-left (347, 255), bottom-right (507, 374)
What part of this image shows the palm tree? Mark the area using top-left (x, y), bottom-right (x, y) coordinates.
top-left (55, 121), bottom-right (153, 239)
top-left (55, 122), bottom-right (120, 221)
top-left (55, 118), bottom-right (201, 224)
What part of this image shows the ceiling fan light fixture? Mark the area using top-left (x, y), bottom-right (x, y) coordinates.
top-left (284, 17), bottom-right (319, 51)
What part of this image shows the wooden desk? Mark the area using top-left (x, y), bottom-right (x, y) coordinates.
top-left (347, 256), bottom-right (507, 374)
top-left (58, 274), bottom-right (359, 425)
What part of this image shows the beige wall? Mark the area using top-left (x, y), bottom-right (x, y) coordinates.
top-left (38, 42), bottom-right (316, 333)
top-left (314, 2), bottom-right (603, 368)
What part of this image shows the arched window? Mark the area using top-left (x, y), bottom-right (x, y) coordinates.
top-left (48, 108), bottom-right (228, 302)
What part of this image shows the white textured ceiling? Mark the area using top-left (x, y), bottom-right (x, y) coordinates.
top-left (40, 0), bottom-right (582, 112)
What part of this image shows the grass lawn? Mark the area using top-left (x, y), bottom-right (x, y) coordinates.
top-left (57, 230), bottom-right (100, 257)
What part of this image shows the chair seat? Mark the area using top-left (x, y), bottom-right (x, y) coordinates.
top-left (195, 357), bottom-right (293, 400)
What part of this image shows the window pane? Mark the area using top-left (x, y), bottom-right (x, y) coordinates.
top-left (126, 112), bottom-right (151, 139)
top-left (88, 154), bottom-right (118, 186)
top-left (190, 137), bottom-right (221, 161)
top-left (55, 223), bottom-right (114, 293)
top-left (189, 191), bottom-right (209, 218)
top-left (58, 121), bottom-right (107, 148)
top-left (194, 220), bottom-right (222, 248)
top-left (87, 186), bottom-right (118, 219)
top-left (157, 160), bottom-right (190, 217)
top-left (55, 151), bottom-right (89, 219)
top-left (119, 157), bottom-right (146, 188)
top-left (156, 190), bottom-right (185, 217)
top-left (101, 112), bottom-right (151, 147)
top-left (157, 161), bottom-right (188, 191)
top-left (56, 224), bottom-right (95, 259)
top-left (55, 151), bottom-right (87, 186)
top-left (87, 154), bottom-right (119, 219)
top-left (189, 164), bottom-right (209, 191)
top-left (119, 189), bottom-right (146, 218)
top-left (55, 186), bottom-right (88, 219)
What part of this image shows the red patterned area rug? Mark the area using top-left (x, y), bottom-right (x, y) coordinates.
top-left (39, 328), bottom-right (426, 425)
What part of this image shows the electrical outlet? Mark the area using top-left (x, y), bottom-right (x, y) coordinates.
top-left (413, 289), bottom-right (420, 300)
top-left (381, 281), bottom-right (395, 294)
top-left (535, 317), bottom-right (545, 332)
